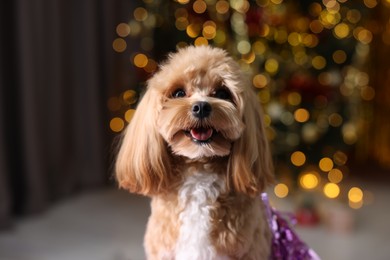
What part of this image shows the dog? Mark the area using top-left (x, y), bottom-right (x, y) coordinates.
top-left (115, 46), bottom-right (314, 259)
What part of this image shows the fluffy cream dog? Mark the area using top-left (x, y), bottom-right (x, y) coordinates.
top-left (116, 46), bottom-right (274, 259)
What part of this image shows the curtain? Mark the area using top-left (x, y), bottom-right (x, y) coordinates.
top-left (0, 0), bottom-right (138, 228)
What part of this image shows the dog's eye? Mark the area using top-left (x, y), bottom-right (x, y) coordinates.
top-left (172, 89), bottom-right (186, 98)
top-left (214, 88), bottom-right (232, 100)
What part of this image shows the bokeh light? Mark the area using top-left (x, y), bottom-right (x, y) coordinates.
top-left (133, 7), bottom-right (148, 22)
top-left (193, 0), bottom-right (207, 14)
top-left (348, 187), bottom-right (364, 203)
top-left (122, 90), bottom-right (138, 105)
top-left (133, 53), bottom-right (148, 68)
top-left (348, 187), bottom-right (364, 209)
top-left (125, 109), bottom-right (136, 123)
top-left (253, 74), bottom-right (268, 89)
top-left (319, 157), bottom-right (334, 172)
top-left (274, 183), bottom-right (289, 198)
top-left (110, 117), bottom-right (125, 133)
top-left (194, 36), bottom-right (208, 46)
top-left (291, 151), bottom-right (306, 167)
top-left (328, 168), bottom-right (343, 183)
top-left (116, 23), bottom-right (131, 37)
top-left (287, 92), bottom-right (302, 106)
top-left (294, 108), bottom-right (310, 123)
top-left (323, 183), bottom-right (340, 198)
top-left (300, 172), bottom-right (320, 190)
top-left (112, 38), bottom-right (127, 53)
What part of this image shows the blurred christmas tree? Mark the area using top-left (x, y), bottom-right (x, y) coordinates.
top-left (109, 0), bottom-right (390, 209)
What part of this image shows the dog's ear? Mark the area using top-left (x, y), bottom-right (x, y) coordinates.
top-left (115, 85), bottom-right (172, 195)
top-left (228, 86), bottom-right (274, 197)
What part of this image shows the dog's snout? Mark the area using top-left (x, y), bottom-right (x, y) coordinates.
top-left (192, 101), bottom-right (211, 119)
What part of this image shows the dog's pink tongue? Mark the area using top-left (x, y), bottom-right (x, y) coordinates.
top-left (190, 128), bottom-right (213, 141)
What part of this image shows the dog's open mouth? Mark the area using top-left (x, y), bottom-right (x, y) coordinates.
top-left (186, 127), bottom-right (214, 143)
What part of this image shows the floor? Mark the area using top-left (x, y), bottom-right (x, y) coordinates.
top-left (0, 181), bottom-right (389, 260)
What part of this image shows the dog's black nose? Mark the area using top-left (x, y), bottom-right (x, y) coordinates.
top-left (192, 101), bottom-right (212, 119)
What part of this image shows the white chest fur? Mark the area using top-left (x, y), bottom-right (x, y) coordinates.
top-left (175, 171), bottom-right (228, 260)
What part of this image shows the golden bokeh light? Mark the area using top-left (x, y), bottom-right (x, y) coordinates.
top-left (294, 108), bottom-right (310, 123)
top-left (319, 157), bottom-right (334, 172)
top-left (253, 74), bottom-right (268, 88)
top-left (323, 183), bottom-right (340, 199)
top-left (342, 123), bottom-right (358, 144)
top-left (334, 23), bottom-right (350, 39)
top-left (116, 23), bottom-right (131, 37)
top-left (265, 58), bottom-right (279, 74)
top-left (193, 0), bottom-right (207, 14)
top-left (333, 50), bottom-right (347, 64)
top-left (333, 151), bottom-right (348, 166)
top-left (347, 9), bottom-right (361, 24)
top-left (241, 51), bottom-right (256, 64)
top-left (216, 0), bottom-right (230, 14)
top-left (288, 32), bottom-right (301, 46)
top-left (253, 41), bottom-right (266, 55)
top-left (312, 56), bottom-right (326, 70)
top-left (134, 7), bottom-right (148, 22)
top-left (194, 37), bottom-right (208, 46)
top-left (302, 34), bottom-right (319, 48)
top-left (324, 0), bottom-right (340, 12)
top-left (355, 28), bottom-right (373, 44)
top-left (300, 172), bottom-right (319, 190)
top-left (348, 187), bottom-right (364, 203)
top-left (287, 92), bottom-right (302, 106)
top-left (110, 117), bottom-right (125, 133)
top-left (186, 23), bottom-right (201, 38)
top-left (274, 183), bottom-right (289, 198)
top-left (125, 109), bottom-right (136, 123)
top-left (203, 21), bottom-right (217, 39)
top-left (291, 151), bottom-right (306, 167)
top-left (133, 53), bottom-right (148, 68)
top-left (328, 113), bottom-right (343, 127)
top-left (363, 0), bottom-right (378, 8)
top-left (112, 38), bottom-right (127, 53)
top-left (328, 168), bottom-right (343, 183)
top-left (122, 90), bottom-right (138, 105)
top-left (310, 20), bottom-right (324, 34)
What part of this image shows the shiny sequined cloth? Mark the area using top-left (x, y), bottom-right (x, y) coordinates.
top-left (261, 193), bottom-right (321, 260)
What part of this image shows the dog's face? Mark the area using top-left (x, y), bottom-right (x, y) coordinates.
top-left (116, 46), bottom-right (273, 196)
top-left (155, 48), bottom-right (245, 159)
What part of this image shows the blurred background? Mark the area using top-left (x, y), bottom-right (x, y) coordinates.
top-left (0, 0), bottom-right (390, 259)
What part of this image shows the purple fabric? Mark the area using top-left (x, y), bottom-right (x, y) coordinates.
top-left (261, 193), bottom-right (321, 260)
